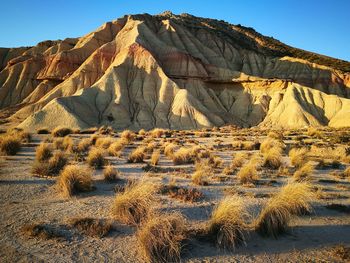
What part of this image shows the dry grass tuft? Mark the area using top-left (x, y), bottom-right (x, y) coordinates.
top-left (103, 165), bottom-right (120, 182)
top-left (289, 147), bottom-right (309, 168)
top-left (108, 138), bottom-right (128, 157)
top-left (260, 138), bottom-right (284, 155)
top-left (0, 135), bottom-right (21, 155)
top-left (127, 146), bottom-right (146, 163)
top-left (120, 130), bottom-right (136, 143)
top-left (137, 212), bottom-right (187, 263)
top-left (207, 195), bottom-right (249, 250)
top-left (172, 147), bottom-right (195, 165)
top-left (293, 162), bottom-right (314, 181)
top-left (150, 150), bottom-right (160, 166)
top-left (237, 159), bottom-right (259, 184)
top-left (95, 137), bottom-right (114, 149)
top-left (163, 142), bottom-right (177, 158)
top-left (87, 148), bottom-right (107, 169)
top-left (151, 128), bottom-right (166, 138)
top-left (32, 152), bottom-right (68, 177)
top-left (262, 146), bottom-right (283, 169)
top-left (111, 180), bottom-right (158, 225)
top-left (35, 143), bottom-right (53, 162)
top-left (74, 138), bottom-right (92, 154)
top-left (255, 182), bottom-right (313, 238)
top-left (161, 184), bottom-right (204, 202)
top-left (192, 164), bottom-right (211, 186)
top-left (69, 217), bottom-right (113, 238)
top-left (51, 127), bottom-right (72, 137)
top-left (57, 165), bottom-right (93, 197)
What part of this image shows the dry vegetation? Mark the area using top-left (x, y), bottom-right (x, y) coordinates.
top-left (87, 148), bottom-right (107, 169)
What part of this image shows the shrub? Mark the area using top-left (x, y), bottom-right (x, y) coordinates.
top-left (293, 162), bottom-right (314, 181)
top-left (127, 146), bottom-right (146, 163)
top-left (163, 142), bottom-right (177, 157)
top-left (262, 146), bottom-right (283, 169)
top-left (151, 128), bottom-right (166, 138)
top-left (87, 148), bottom-right (107, 169)
top-left (150, 150), bottom-right (160, 166)
top-left (75, 138), bottom-right (92, 153)
top-left (255, 182), bottom-right (313, 238)
top-left (35, 143), bottom-right (52, 162)
top-left (192, 164), bottom-right (212, 186)
top-left (103, 165), bottom-right (120, 182)
top-left (231, 153), bottom-right (246, 169)
top-left (110, 181), bottom-right (157, 225)
top-left (137, 212), bottom-right (187, 263)
top-left (57, 165), bottom-right (93, 197)
top-left (0, 136), bottom-right (21, 155)
top-left (69, 217), bottom-right (113, 237)
top-left (32, 151), bottom-right (68, 177)
top-left (260, 138), bottom-right (284, 155)
top-left (289, 147), bottom-right (308, 168)
top-left (51, 127), bottom-right (72, 137)
top-left (207, 195), bottom-right (249, 250)
top-left (37, 128), bottom-right (50, 134)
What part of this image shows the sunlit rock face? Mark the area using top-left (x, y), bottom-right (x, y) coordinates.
top-left (1, 12), bottom-right (349, 130)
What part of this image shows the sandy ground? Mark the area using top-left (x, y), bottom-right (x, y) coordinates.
top-left (0, 130), bottom-right (350, 262)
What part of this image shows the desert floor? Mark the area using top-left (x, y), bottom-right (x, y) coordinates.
top-left (0, 127), bottom-right (350, 262)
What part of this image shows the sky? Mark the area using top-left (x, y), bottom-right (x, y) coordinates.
top-left (1, 0), bottom-right (349, 61)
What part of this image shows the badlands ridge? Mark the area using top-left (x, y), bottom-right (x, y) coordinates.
top-left (1, 12), bottom-right (350, 130)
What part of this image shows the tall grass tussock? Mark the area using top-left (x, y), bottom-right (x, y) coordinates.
top-left (57, 165), bottom-right (93, 197)
top-left (87, 148), bottom-right (107, 169)
top-left (255, 182), bottom-right (314, 238)
top-left (137, 212), bottom-right (187, 263)
top-left (111, 180), bottom-right (158, 225)
top-left (0, 135), bottom-right (21, 155)
top-left (35, 143), bottom-right (53, 162)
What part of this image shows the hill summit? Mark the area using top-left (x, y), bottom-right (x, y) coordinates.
top-left (1, 12), bottom-right (350, 130)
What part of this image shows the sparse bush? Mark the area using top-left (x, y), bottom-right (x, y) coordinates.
top-left (33, 151), bottom-right (68, 177)
top-left (150, 150), bottom-right (160, 166)
top-left (260, 138), bottom-right (284, 155)
top-left (137, 212), bottom-right (187, 263)
top-left (172, 147), bottom-right (195, 165)
top-left (163, 142), bottom-right (177, 157)
top-left (192, 165), bottom-right (211, 186)
top-left (128, 146), bottom-right (146, 163)
top-left (51, 127), bottom-right (72, 137)
top-left (87, 148), bottom-right (107, 169)
top-left (35, 143), bottom-right (53, 162)
top-left (231, 153), bottom-right (246, 169)
top-left (75, 138), bottom-right (92, 153)
top-left (151, 128), bottom-right (166, 138)
top-left (57, 165), bottom-right (93, 197)
top-left (103, 165), bottom-right (120, 182)
top-left (111, 180), bottom-right (157, 225)
top-left (108, 138), bottom-right (128, 157)
top-left (160, 185), bottom-right (204, 202)
top-left (255, 182), bottom-right (313, 238)
top-left (95, 137), bottom-right (114, 149)
top-left (0, 136), bottom-right (21, 155)
top-left (69, 217), bottom-right (113, 237)
top-left (207, 195), bottom-right (249, 250)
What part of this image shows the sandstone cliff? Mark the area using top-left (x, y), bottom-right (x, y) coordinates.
top-left (1, 12), bottom-right (350, 130)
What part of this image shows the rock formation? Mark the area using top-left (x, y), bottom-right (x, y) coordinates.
top-left (1, 12), bottom-right (350, 130)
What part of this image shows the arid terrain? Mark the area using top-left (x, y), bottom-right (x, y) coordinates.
top-left (0, 126), bottom-right (350, 262)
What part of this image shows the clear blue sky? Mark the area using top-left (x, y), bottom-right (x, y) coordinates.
top-left (1, 0), bottom-right (349, 61)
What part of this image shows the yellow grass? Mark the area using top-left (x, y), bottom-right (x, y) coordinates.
top-left (127, 146), bottom-right (146, 163)
top-left (0, 135), bottom-right (21, 155)
top-left (110, 180), bottom-right (158, 225)
top-left (137, 212), bottom-right (187, 263)
top-left (51, 127), bottom-right (72, 137)
top-left (207, 195), bottom-right (249, 250)
top-left (120, 130), bottom-right (136, 143)
top-left (103, 165), bottom-right (120, 182)
top-left (87, 148), bottom-right (107, 169)
top-left (289, 147), bottom-right (309, 168)
top-left (255, 182), bottom-right (314, 237)
top-left (163, 142), bottom-right (177, 157)
top-left (262, 146), bottom-right (283, 169)
top-left (95, 137), bottom-right (114, 149)
top-left (32, 151), bottom-right (68, 177)
top-left (35, 143), bottom-right (53, 162)
top-left (57, 165), bottom-right (93, 197)
top-left (108, 138), bottom-right (128, 156)
top-left (150, 150), bottom-right (160, 166)
top-left (293, 162), bottom-right (314, 181)
top-left (260, 137), bottom-right (284, 155)
top-left (172, 147), bottom-right (195, 165)
top-left (237, 159), bottom-right (259, 184)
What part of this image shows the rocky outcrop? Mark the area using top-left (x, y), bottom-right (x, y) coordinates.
top-left (1, 12), bottom-right (349, 130)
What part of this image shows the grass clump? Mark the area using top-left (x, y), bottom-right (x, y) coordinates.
top-left (207, 195), bottom-right (249, 250)
top-left (293, 162), bottom-right (314, 181)
top-left (260, 138), bottom-right (284, 155)
top-left (150, 150), bottom-right (160, 166)
top-left (127, 146), bottom-right (146, 163)
top-left (120, 130), bottom-right (136, 143)
top-left (289, 147), bottom-right (309, 168)
top-left (137, 212), bottom-right (187, 263)
top-left (51, 127), bottom-right (72, 137)
top-left (237, 158), bottom-right (259, 185)
top-left (57, 165), bottom-right (93, 197)
top-left (69, 217), bottom-right (113, 237)
top-left (95, 137), bottom-right (114, 149)
top-left (103, 165), bottom-right (120, 182)
top-left (0, 135), bottom-right (21, 155)
top-left (32, 152), bottom-right (68, 177)
top-left (35, 143), bottom-right (53, 162)
top-left (192, 166), bottom-right (211, 186)
top-left (111, 180), bottom-right (158, 225)
top-left (255, 182), bottom-right (313, 238)
top-left (262, 146), bottom-right (283, 169)
top-left (87, 148), bottom-right (107, 169)
top-left (108, 138), bottom-right (128, 157)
